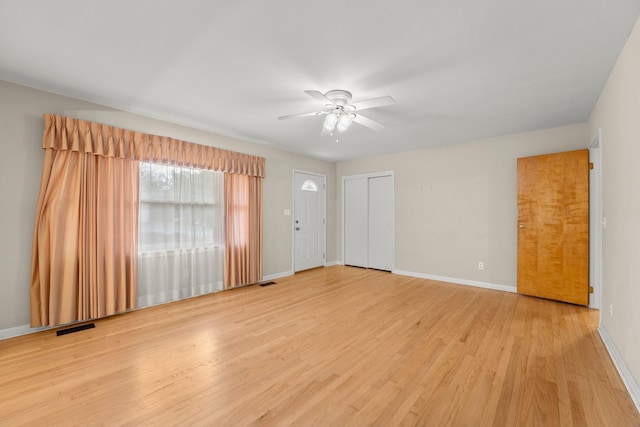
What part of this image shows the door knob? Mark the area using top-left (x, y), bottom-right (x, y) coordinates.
top-left (295, 227), bottom-right (300, 231)
top-left (519, 224), bottom-right (525, 229)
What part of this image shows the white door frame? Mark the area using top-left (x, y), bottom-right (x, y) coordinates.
top-left (589, 129), bottom-right (603, 310)
top-left (342, 171), bottom-right (395, 269)
top-left (292, 169), bottom-right (327, 272)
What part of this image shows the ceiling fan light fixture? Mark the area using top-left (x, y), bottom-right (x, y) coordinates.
top-left (336, 113), bottom-right (352, 132)
top-left (323, 112), bottom-right (338, 131)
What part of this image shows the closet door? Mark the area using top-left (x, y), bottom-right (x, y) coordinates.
top-left (344, 178), bottom-right (368, 267)
top-left (368, 175), bottom-right (394, 271)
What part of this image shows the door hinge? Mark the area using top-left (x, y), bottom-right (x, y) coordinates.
top-left (589, 286), bottom-right (594, 294)
top-left (323, 218), bottom-right (325, 224)
top-left (589, 162), bottom-right (594, 170)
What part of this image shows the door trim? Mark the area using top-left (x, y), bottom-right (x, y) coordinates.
top-left (292, 169), bottom-right (327, 272)
top-left (341, 171), bottom-right (395, 269)
top-left (590, 129), bottom-right (603, 310)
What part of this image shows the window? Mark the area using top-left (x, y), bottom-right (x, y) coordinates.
top-left (138, 162), bottom-right (223, 252)
top-left (301, 179), bottom-right (319, 192)
top-left (137, 162), bottom-right (225, 307)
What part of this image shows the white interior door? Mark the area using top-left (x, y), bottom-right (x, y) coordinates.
top-left (368, 175), bottom-right (394, 271)
top-left (343, 172), bottom-right (394, 271)
top-left (294, 171), bottom-right (325, 272)
top-left (344, 178), bottom-right (368, 267)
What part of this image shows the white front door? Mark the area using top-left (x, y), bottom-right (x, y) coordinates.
top-left (294, 171), bottom-right (326, 272)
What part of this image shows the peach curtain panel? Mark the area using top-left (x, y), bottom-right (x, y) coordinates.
top-left (30, 150), bottom-right (139, 327)
top-left (224, 174), bottom-right (263, 288)
top-left (31, 115), bottom-right (265, 326)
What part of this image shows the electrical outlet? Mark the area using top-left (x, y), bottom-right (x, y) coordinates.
top-left (609, 303), bottom-right (613, 318)
top-left (478, 261), bottom-right (484, 270)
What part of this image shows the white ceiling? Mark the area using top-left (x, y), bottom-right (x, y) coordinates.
top-left (1, 1), bottom-right (639, 161)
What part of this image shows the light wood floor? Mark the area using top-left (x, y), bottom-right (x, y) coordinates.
top-left (1, 266), bottom-right (638, 426)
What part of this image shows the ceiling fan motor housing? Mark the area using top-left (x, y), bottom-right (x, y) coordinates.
top-left (325, 90), bottom-right (352, 107)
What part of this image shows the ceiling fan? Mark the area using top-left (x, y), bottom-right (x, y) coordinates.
top-left (278, 90), bottom-right (395, 133)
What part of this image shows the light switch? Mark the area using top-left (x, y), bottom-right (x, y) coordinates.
top-left (284, 209), bottom-right (291, 216)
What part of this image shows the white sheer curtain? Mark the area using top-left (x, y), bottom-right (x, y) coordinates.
top-left (137, 162), bottom-right (224, 307)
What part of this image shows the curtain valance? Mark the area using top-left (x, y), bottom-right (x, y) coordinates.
top-left (42, 114), bottom-right (265, 178)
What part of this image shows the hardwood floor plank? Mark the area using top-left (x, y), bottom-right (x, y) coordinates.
top-left (0, 266), bottom-right (638, 426)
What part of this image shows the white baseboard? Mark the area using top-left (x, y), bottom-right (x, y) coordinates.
top-left (264, 263), bottom-right (341, 279)
top-left (0, 324), bottom-right (48, 341)
top-left (392, 269), bottom-right (517, 294)
top-left (262, 270), bottom-right (294, 281)
top-left (598, 325), bottom-right (640, 412)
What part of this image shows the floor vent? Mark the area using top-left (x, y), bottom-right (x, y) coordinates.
top-left (56, 323), bottom-right (95, 336)
top-left (259, 281), bottom-right (277, 287)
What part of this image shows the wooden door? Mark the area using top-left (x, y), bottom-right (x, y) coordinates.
top-left (517, 149), bottom-right (589, 305)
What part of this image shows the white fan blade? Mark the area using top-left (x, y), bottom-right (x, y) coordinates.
top-left (278, 111), bottom-right (327, 120)
top-left (353, 114), bottom-right (385, 131)
top-left (350, 96), bottom-right (395, 111)
top-left (305, 90), bottom-right (335, 106)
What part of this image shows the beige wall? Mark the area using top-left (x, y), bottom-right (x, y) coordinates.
top-left (337, 124), bottom-right (589, 288)
top-left (588, 16), bottom-right (640, 390)
top-left (0, 80), bottom-right (336, 330)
